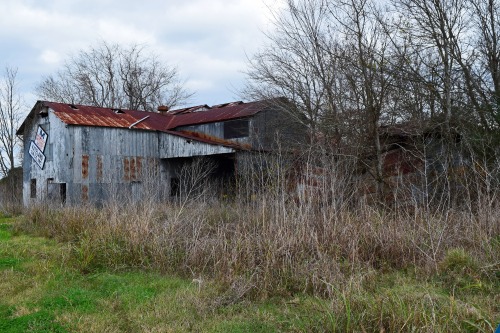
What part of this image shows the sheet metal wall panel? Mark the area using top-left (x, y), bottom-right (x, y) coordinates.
top-left (22, 112), bottom-right (166, 205)
top-left (176, 121), bottom-right (253, 147)
top-left (22, 108), bottom-right (247, 206)
top-left (177, 122), bottom-right (224, 138)
top-left (158, 132), bottom-right (234, 158)
top-left (22, 110), bottom-right (72, 206)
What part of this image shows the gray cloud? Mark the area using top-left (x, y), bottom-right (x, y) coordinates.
top-left (0, 0), bottom-right (280, 109)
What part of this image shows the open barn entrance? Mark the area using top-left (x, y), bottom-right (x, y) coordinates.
top-left (162, 153), bottom-right (236, 200)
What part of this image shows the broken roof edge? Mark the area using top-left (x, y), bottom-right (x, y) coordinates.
top-left (165, 97), bottom-right (290, 129)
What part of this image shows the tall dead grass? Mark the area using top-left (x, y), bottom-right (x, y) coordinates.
top-left (13, 146), bottom-right (500, 331)
top-left (19, 157), bottom-right (499, 299)
top-left (16, 150), bottom-right (499, 331)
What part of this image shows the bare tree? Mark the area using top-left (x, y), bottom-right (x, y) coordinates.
top-left (245, 0), bottom-right (343, 143)
top-left (460, 0), bottom-right (500, 131)
top-left (0, 66), bottom-right (23, 177)
top-left (246, 0), bottom-right (500, 205)
top-left (391, 0), bottom-right (470, 133)
top-left (246, 0), bottom-right (404, 200)
top-left (330, 0), bottom-right (399, 200)
top-left (36, 42), bottom-right (192, 112)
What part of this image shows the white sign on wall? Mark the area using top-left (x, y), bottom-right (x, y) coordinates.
top-left (35, 126), bottom-right (48, 152)
top-left (29, 141), bottom-right (46, 169)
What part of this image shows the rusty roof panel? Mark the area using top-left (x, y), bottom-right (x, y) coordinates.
top-left (21, 100), bottom-right (275, 151)
top-left (46, 102), bottom-right (170, 132)
top-left (165, 100), bottom-right (268, 129)
top-left (43, 100), bottom-right (270, 132)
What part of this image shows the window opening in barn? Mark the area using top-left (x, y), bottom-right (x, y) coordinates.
top-left (30, 179), bottom-right (36, 198)
top-left (60, 183), bottom-right (66, 203)
top-left (224, 119), bottom-right (249, 139)
top-left (170, 177), bottom-right (180, 196)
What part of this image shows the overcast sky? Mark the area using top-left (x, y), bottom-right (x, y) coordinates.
top-left (0, 0), bottom-right (281, 111)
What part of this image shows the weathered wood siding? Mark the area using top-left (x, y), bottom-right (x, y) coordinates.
top-left (250, 108), bottom-right (307, 150)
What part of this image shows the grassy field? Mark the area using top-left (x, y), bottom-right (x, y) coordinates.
top-left (1, 214), bottom-right (498, 332)
top-left (0, 216), bottom-right (345, 332)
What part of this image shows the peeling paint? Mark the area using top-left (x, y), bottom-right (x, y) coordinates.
top-left (82, 155), bottom-right (89, 179)
top-left (130, 158), bottom-right (136, 181)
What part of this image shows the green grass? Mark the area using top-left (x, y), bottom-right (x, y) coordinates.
top-left (1, 216), bottom-right (498, 332)
top-left (0, 216), bottom-right (330, 332)
top-left (0, 308), bottom-right (68, 333)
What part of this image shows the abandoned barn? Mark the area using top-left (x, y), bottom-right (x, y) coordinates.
top-left (17, 99), bottom-right (304, 206)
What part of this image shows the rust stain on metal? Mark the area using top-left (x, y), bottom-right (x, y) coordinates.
top-left (82, 155), bottom-right (89, 179)
top-left (96, 155), bottom-right (103, 182)
top-left (82, 185), bottom-right (89, 201)
top-left (130, 158), bottom-right (136, 181)
top-left (123, 158), bottom-right (130, 181)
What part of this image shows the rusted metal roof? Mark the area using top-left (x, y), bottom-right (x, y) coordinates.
top-left (164, 100), bottom-right (268, 129)
top-left (17, 100), bottom-right (273, 149)
top-left (45, 102), bottom-right (171, 132)
top-left (39, 100), bottom-right (269, 132)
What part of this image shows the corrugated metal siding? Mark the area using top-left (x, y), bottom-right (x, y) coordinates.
top-left (176, 120), bottom-right (253, 147)
top-left (20, 99), bottom-right (299, 206)
top-left (177, 122), bottom-right (224, 139)
top-left (70, 126), bottom-right (159, 182)
top-left (22, 110), bottom-right (73, 206)
top-left (159, 132), bottom-right (234, 158)
top-left (22, 111), bottom-right (167, 205)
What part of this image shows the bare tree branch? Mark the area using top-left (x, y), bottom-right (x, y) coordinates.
top-left (36, 41), bottom-right (193, 112)
top-left (0, 66), bottom-right (23, 177)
